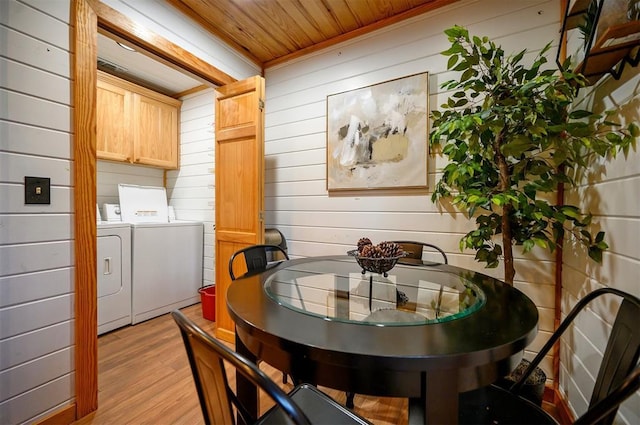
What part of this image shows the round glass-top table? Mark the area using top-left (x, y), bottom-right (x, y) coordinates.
top-left (264, 257), bottom-right (486, 326)
top-left (227, 255), bottom-right (538, 425)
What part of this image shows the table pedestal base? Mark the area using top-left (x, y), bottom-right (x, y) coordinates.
top-left (409, 369), bottom-right (458, 424)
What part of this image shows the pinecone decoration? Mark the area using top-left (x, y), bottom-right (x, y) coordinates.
top-left (357, 237), bottom-right (372, 253)
top-left (360, 244), bottom-right (376, 258)
top-left (378, 241), bottom-right (403, 258)
top-left (350, 238), bottom-right (403, 276)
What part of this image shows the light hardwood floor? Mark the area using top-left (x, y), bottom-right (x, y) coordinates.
top-left (74, 303), bottom-right (408, 425)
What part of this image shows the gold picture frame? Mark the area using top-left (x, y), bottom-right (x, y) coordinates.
top-left (326, 72), bottom-right (429, 192)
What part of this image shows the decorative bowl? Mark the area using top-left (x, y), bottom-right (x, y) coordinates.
top-left (347, 249), bottom-right (405, 276)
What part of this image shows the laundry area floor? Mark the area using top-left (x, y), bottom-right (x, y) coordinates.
top-left (73, 303), bottom-right (408, 425)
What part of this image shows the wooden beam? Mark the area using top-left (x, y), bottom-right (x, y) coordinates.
top-left (94, 1), bottom-right (236, 86)
top-left (73, 0), bottom-right (99, 417)
top-left (174, 84), bottom-right (211, 99)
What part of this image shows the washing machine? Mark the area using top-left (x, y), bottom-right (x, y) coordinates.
top-left (117, 184), bottom-right (203, 324)
top-left (97, 222), bottom-right (132, 335)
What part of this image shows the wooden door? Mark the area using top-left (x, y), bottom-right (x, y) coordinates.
top-left (96, 73), bottom-right (131, 162)
top-left (214, 75), bottom-right (265, 343)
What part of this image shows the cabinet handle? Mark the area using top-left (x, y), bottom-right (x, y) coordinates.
top-left (103, 257), bottom-right (112, 275)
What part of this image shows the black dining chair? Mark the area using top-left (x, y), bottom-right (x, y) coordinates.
top-left (228, 244), bottom-right (289, 281)
top-left (171, 310), bottom-right (372, 425)
top-left (229, 244), bottom-right (291, 384)
top-left (393, 240), bottom-right (448, 264)
top-left (458, 287), bottom-right (640, 424)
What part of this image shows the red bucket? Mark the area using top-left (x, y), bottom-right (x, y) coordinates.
top-left (198, 285), bottom-right (216, 321)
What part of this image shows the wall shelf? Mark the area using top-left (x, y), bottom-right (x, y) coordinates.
top-left (558, 0), bottom-right (640, 85)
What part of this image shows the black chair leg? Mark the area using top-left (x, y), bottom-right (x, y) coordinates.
top-left (346, 391), bottom-right (355, 409)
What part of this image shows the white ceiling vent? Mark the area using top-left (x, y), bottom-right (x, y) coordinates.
top-left (97, 58), bottom-right (129, 74)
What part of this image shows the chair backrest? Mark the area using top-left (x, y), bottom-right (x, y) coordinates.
top-left (574, 366), bottom-right (640, 424)
top-left (510, 288), bottom-right (640, 424)
top-left (587, 290), bottom-right (640, 422)
top-left (392, 240), bottom-right (448, 264)
top-left (228, 244), bottom-right (290, 280)
top-left (171, 309), bottom-right (311, 425)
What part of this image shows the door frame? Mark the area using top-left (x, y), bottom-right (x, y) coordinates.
top-left (73, 0), bottom-right (237, 417)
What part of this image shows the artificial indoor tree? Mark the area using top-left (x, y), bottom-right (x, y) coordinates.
top-left (430, 26), bottom-right (638, 285)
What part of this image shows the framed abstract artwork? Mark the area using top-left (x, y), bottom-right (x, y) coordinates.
top-left (326, 72), bottom-right (429, 192)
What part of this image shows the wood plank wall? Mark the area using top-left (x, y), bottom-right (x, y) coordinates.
top-left (0, 0), bottom-right (256, 422)
top-left (3, 0), bottom-right (638, 423)
top-left (0, 1), bottom-right (76, 423)
top-left (97, 162), bottom-right (164, 207)
top-left (560, 25), bottom-right (640, 423)
top-left (166, 89), bottom-right (217, 288)
top-left (263, 0), bottom-right (559, 376)
top-left (262, 0), bottom-right (640, 422)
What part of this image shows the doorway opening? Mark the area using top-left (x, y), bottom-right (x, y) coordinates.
top-left (73, 0), bottom-right (237, 417)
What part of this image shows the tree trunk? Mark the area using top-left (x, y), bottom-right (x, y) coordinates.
top-left (495, 132), bottom-right (515, 285)
top-left (502, 205), bottom-right (515, 285)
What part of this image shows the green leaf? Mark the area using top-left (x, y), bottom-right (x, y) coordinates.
top-left (442, 43), bottom-right (464, 56)
top-left (501, 136), bottom-right (535, 157)
top-left (569, 109), bottom-right (593, 119)
top-left (460, 68), bottom-right (474, 82)
top-left (447, 54), bottom-right (459, 70)
top-left (444, 26), bottom-right (468, 40)
top-left (588, 247), bottom-right (603, 263)
top-left (606, 133), bottom-right (622, 144)
top-left (533, 238), bottom-right (548, 249)
top-left (561, 206), bottom-right (581, 219)
top-left (510, 49), bottom-right (526, 65)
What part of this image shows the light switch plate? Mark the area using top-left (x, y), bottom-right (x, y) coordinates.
top-left (25, 176), bottom-right (51, 204)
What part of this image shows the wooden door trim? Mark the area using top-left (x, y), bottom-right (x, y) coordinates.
top-left (93, 2), bottom-right (235, 87)
top-left (73, 0), bottom-right (238, 418)
top-left (73, 0), bottom-right (98, 417)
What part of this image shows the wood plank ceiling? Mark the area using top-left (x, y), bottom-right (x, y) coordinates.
top-left (167, 0), bottom-right (460, 68)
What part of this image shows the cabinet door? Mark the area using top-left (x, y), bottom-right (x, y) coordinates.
top-left (97, 79), bottom-right (132, 162)
top-left (132, 93), bottom-right (179, 169)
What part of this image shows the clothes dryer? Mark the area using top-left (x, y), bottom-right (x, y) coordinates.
top-left (97, 222), bottom-right (132, 334)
